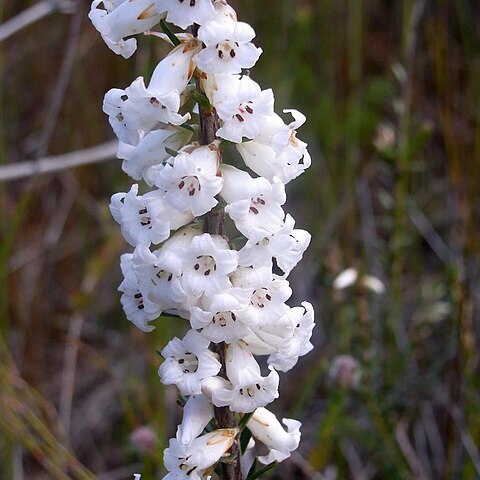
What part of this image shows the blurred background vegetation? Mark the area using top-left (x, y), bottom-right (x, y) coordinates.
top-left (0, 0), bottom-right (479, 478)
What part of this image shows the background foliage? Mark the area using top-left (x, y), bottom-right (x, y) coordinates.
top-left (0, 0), bottom-right (479, 478)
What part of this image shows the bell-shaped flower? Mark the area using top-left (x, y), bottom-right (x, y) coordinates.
top-left (241, 302), bottom-right (314, 372)
top-left (238, 214), bottom-right (311, 276)
top-left (180, 234), bottom-right (238, 297)
top-left (220, 166), bottom-right (286, 241)
top-left (132, 245), bottom-right (188, 309)
top-left (211, 74), bottom-right (274, 143)
top-left (118, 253), bottom-right (162, 331)
top-left (247, 407), bottom-right (301, 464)
top-left (237, 110), bottom-right (311, 184)
top-left (163, 428), bottom-right (238, 480)
top-left (231, 266), bottom-right (291, 326)
top-left (110, 184), bottom-right (193, 247)
top-left (159, 330), bottom-right (221, 395)
top-left (89, 0), bottom-right (161, 59)
top-left (155, 0), bottom-right (215, 29)
top-left (155, 143), bottom-right (223, 216)
top-left (117, 126), bottom-right (192, 184)
top-left (209, 343), bottom-right (279, 412)
top-left (190, 286), bottom-right (256, 343)
top-left (103, 40), bottom-right (200, 145)
top-left (177, 395), bottom-right (213, 445)
top-left (267, 302), bottom-right (315, 372)
top-left (195, 19), bottom-right (262, 74)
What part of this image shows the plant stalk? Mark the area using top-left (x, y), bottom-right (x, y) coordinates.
top-left (196, 73), bottom-right (242, 480)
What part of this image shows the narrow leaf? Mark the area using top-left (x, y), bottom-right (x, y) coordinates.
top-left (160, 20), bottom-right (181, 46)
top-left (246, 461), bottom-right (278, 480)
top-left (240, 427), bottom-right (252, 454)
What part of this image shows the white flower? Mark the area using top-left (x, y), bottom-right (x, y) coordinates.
top-left (103, 41), bottom-right (200, 144)
top-left (231, 266), bottom-right (291, 327)
top-left (247, 407), bottom-right (301, 464)
top-left (220, 165), bottom-right (286, 241)
top-left (132, 245), bottom-right (188, 308)
top-left (210, 343), bottom-right (279, 412)
top-left (155, 0), bottom-right (215, 29)
top-left (266, 302), bottom-right (315, 372)
top-left (180, 234), bottom-right (238, 297)
top-left (163, 428), bottom-right (238, 480)
top-left (177, 395), bottom-right (213, 445)
top-left (333, 267), bottom-right (358, 290)
top-left (236, 110), bottom-right (311, 184)
top-left (159, 330), bottom-right (221, 395)
top-left (211, 74), bottom-right (274, 143)
top-left (238, 214), bottom-right (311, 276)
top-left (155, 144), bottom-right (223, 216)
top-left (89, 0), bottom-right (161, 58)
top-left (118, 253), bottom-right (162, 331)
top-left (195, 20), bottom-right (262, 74)
top-left (117, 126), bottom-right (192, 183)
top-left (190, 286), bottom-right (256, 343)
top-left (110, 184), bottom-right (193, 247)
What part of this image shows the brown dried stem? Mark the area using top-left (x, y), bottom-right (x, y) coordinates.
top-left (196, 78), bottom-right (242, 479)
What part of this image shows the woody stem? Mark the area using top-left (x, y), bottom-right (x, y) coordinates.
top-left (196, 74), bottom-right (242, 479)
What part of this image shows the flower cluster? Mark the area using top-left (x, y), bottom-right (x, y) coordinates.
top-left (90, 0), bottom-right (314, 477)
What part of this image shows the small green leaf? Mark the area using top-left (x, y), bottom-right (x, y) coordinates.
top-left (246, 458), bottom-right (258, 478)
top-left (239, 411), bottom-right (255, 430)
top-left (160, 20), bottom-right (181, 46)
top-left (165, 147), bottom-right (178, 157)
top-left (191, 90), bottom-right (212, 110)
top-left (246, 460), bottom-right (278, 480)
top-left (179, 123), bottom-right (195, 133)
top-left (240, 427), bottom-right (252, 454)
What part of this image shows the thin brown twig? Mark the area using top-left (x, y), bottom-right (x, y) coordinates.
top-left (0, 1), bottom-right (56, 42)
top-left (36, 2), bottom-right (82, 158)
top-left (0, 141), bottom-right (117, 182)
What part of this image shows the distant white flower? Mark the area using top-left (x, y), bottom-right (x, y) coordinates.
top-left (210, 342), bottom-right (279, 412)
top-left (155, 143), bottom-right (223, 216)
top-left (89, 0), bottom-right (161, 58)
top-left (196, 20), bottom-right (262, 74)
top-left (155, 0), bottom-right (215, 29)
top-left (247, 407), bottom-right (301, 464)
top-left (180, 234), bottom-right (238, 297)
top-left (212, 74), bottom-right (274, 143)
top-left (333, 268), bottom-right (358, 290)
top-left (220, 165), bottom-right (286, 241)
top-left (360, 274), bottom-right (386, 294)
top-left (110, 184), bottom-right (192, 247)
top-left (159, 330), bottom-right (221, 395)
